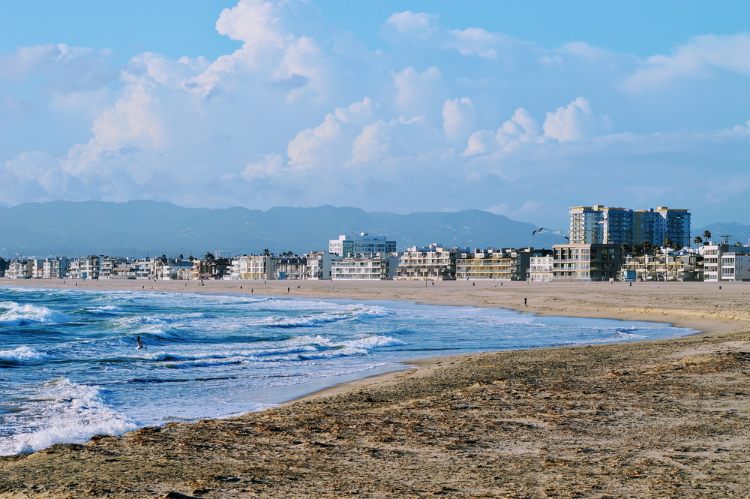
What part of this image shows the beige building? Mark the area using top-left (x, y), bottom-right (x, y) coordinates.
top-left (396, 244), bottom-right (455, 280)
top-left (230, 255), bottom-right (275, 280)
top-left (456, 248), bottom-right (536, 281)
top-left (620, 252), bottom-right (702, 281)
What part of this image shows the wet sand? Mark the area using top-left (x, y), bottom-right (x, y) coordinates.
top-left (0, 280), bottom-right (748, 497)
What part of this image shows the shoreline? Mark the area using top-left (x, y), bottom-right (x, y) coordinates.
top-left (0, 277), bottom-right (743, 335)
top-left (0, 279), bottom-right (698, 427)
top-left (1, 280), bottom-right (748, 496)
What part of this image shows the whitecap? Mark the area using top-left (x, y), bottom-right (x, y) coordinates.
top-left (0, 378), bottom-right (136, 456)
top-left (0, 346), bottom-right (47, 363)
top-left (0, 301), bottom-right (69, 325)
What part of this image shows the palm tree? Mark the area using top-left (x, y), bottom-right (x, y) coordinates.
top-left (703, 230), bottom-right (712, 242)
top-left (693, 236), bottom-right (703, 247)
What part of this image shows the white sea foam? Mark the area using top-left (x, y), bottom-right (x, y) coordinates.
top-left (0, 301), bottom-right (68, 325)
top-left (0, 346), bottom-right (47, 363)
top-left (0, 378), bottom-right (136, 456)
top-left (86, 305), bottom-right (121, 313)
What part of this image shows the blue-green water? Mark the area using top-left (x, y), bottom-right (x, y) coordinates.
top-left (0, 287), bottom-right (692, 455)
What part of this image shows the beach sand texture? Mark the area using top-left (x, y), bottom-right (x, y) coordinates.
top-left (0, 280), bottom-right (748, 497)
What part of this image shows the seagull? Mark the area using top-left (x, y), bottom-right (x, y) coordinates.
top-left (532, 227), bottom-right (547, 236)
top-left (564, 235), bottom-right (570, 242)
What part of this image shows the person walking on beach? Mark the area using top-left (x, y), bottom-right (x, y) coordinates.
top-left (524, 297), bottom-right (527, 306)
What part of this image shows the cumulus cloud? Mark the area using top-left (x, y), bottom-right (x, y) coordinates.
top-left (287, 97), bottom-right (377, 168)
top-left (442, 97), bottom-right (475, 143)
top-left (382, 11), bottom-right (438, 41)
top-left (242, 153), bottom-right (285, 180)
top-left (542, 97), bottom-right (607, 143)
top-left (623, 34), bottom-right (750, 92)
top-left (1, 1), bottom-right (749, 225)
top-left (447, 28), bottom-right (505, 59)
top-left (392, 66), bottom-right (443, 118)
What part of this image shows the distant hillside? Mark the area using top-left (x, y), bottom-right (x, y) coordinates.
top-left (694, 222), bottom-right (750, 245)
top-left (0, 201), bottom-right (564, 257)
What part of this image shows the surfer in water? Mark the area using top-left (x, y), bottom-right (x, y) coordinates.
top-left (136, 336), bottom-right (144, 350)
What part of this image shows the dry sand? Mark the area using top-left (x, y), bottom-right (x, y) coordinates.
top-left (0, 279), bottom-right (748, 497)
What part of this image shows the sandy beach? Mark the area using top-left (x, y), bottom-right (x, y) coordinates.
top-left (0, 279), bottom-right (748, 497)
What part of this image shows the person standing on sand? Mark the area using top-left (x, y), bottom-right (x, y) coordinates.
top-left (524, 297), bottom-right (527, 306)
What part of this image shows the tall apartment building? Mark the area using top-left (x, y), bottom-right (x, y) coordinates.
top-left (570, 205), bottom-right (690, 248)
top-left (656, 206), bottom-right (691, 249)
top-left (633, 209), bottom-right (664, 246)
top-left (329, 233), bottom-right (397, 257)
top-left (569, 205), bottom-right (632, 244)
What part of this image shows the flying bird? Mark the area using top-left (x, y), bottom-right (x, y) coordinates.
top-left (532, 227), bottom-right (546, 236)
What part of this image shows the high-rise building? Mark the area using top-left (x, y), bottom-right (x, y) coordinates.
top-left (656, 206), bottom-right (691, 249)
top-left (633, 209), bottom-right (664, 246)
top-left (569, 205), bottom-right (632, 244)
top-left (570, 205), bottom-right (691, 248)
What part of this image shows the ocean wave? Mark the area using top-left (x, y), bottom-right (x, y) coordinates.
top-left (143, 334), bottom-right (404, 368)
top-left (253, 312), bottom-right (352, 328)
top-left (0, 301), bottom-right (69, 326)
top-left (86, 305), bottom-right (121, 314)
top-left (0, 346), bottom-right (47, 366)
top-left (0, 378), bottom-right (136, 456)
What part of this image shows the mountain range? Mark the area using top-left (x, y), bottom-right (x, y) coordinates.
top-left (0, 201), bottom-right (565, 258)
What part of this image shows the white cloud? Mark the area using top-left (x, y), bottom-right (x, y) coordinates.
top-left (392, 66), bottom-right (443, 117)
top-left (464, 108), bottom-right (540, 156)
top-left (623, 34), bottom-right (750, 92)
top-left (1, 2), bottom-right (749, 224)
top-left (442, 97), bottom-right (475, 143)
top-left (287, 97), bottom-right (377, 168)
top-left (542, 97), bottom-right (606, 143)
top-left (447, 28), bottom-right (504, 59)
top-left (350, 116), bottom-right (439, 165)
top-left (383, 11), bottom-right (438, 41)
top-left (242, 153), bottom-right (285, 180)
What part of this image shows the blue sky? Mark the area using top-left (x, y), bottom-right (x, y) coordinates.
top-left (1, 0), bottom-right (749, 228)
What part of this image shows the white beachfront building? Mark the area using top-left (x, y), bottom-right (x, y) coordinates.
top-left (702, 243), bottom-right (750, 282)
top-left (305, 251), bottom-right (338, 280)
top-left (42, 257), bottom-right (68, 279)
top-left (331, 254), bottom-right (400, 280)
top-left (528, 255), bottom-right (554, 282)
top-left (5, 260), bottom-right (32, 279)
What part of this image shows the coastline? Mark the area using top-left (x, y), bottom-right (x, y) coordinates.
top-left (0, 279), bottom-right (748, 497)
top-left (0, 277), bottom-right (745, 334)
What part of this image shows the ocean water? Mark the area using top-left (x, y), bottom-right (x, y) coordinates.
top-left (0, 286), bottom-right (692, 455)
